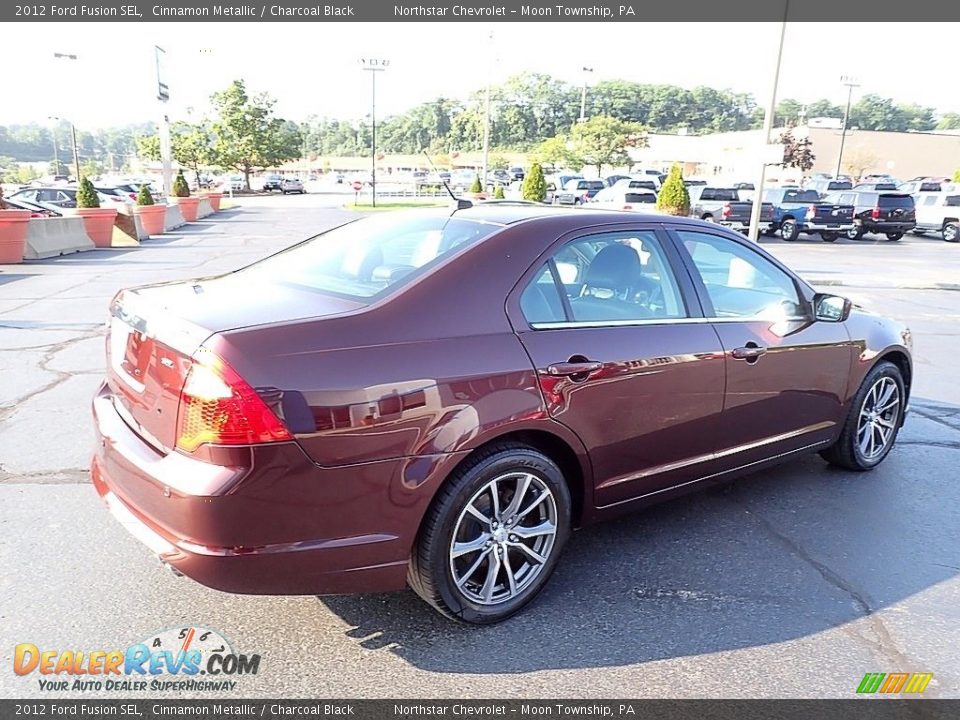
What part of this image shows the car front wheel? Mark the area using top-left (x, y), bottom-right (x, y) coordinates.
top-left (847, 226), bottom-right (864, 240)
top-left (943, 223), bottom-right (959, 243)
top-left (408, 444), bottom-right (571, 624)
top-left (820, 361), bottom-right (905, 471)
top-left (780, 219), bottom-right (799, 241)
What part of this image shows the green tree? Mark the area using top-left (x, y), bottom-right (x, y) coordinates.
top-left (521, 162), bottom-right (547, 202)
top-left (953, 169), bottom-right (960, 183)
top-left (208, 80), bottom-right (302, 190)
top-left (656, 164), bottom-right (689, 217)
top-left (805, 99), bottom-right (844, 119)
top-left (469, 176), bottom-right (483, 194)
top-left (136, 184), bottom-right (154, 206)
top-left (489, 154), bottom-right (509, 171)
top-left (172, 170), bottom-right (190, 198)
top-left (532, 135), bottom-right (576, 170)
top-left (937, 113), bottom-right (960, 130)
top-left (568, 115), bottom-right (646, 177)
top-left (137, 121), bottom-right (213, 188)
top-left (15, 164), bottom-right (39, 184)
top-left (779, 130), bottom-right (816, 172)
top-left (76, 177), bottom-right (100, 209)
top-left (493, 185), bottom-right (505, 199)
top-left (774, 99), bottom-right (803, 127)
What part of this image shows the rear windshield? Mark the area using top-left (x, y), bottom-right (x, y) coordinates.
top-left (586, 181), bottom-right (605, 190)
top-left (701, 188), bottom-right (739, 202)
top-left (625, 192), bottom-right (656, 204)
top-left (628, 180), bottom-right (657, 190)
top-left (782, 189), bottom-right (820, 203)
top-left (878, 194), bottom-right (915, 208)
top-left (827, 181), bottom-right (852, 190)
top-left (243, 213), bottom-right (500, 300)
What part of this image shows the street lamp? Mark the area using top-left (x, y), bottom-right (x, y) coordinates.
top-left (52, 53), bottom-right (82, 179)
top-left (835, 75), bottom-right (861, 179)
top-left (579, 67), bottom-right (594, 122)
top-left (47, 116), bottom-right (61, 177)
top-left (360, 58), bottom-right (389, 208)
top-left (481, 32), bottom-right (494, 189)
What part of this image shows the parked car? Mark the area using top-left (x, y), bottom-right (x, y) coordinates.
top-left (9, 186), bottom-right (79, 209)
top-left (2, 196), bottom-right (60, 217)
top-left (262, 174), bottom-right (284, 192)
top-left (898, 180), bottom-right (949, 196)
top-left (589, 187), bottom-right (658, 210)
top-left (688, 186), bottom-right (774, 233)
top-left (546, 174), bottom-right (583, 198)
top-left (911, 191), bottom-right (960, 242)
top-left (854, 182), bottom-right (899, 192)
top-left (805, 179), bottom-right (853, 196)
top-left (603, 174), bottom-right (632, 187)
top-left (91, 206), bottom-right (913, 623)
top-left (223, 176), bottom-right (244, 192)
top-left (611, 178), bottom-right (658, 193)
top-left (822, 190), bottom-right (917, 241)
top-left (762, 187), bottom-right (855, 242)
top-left (95, 186), bottom-right (135, 205)
top-left (509, 167), bottom-right (525, 182)
top-left (280, 178), bottom-right (306, 195)
top-left (555, 179), bottom-right (605, 205)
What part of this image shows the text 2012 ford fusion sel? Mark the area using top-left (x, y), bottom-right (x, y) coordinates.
top-left (91, 205), bottom-right (912, 623)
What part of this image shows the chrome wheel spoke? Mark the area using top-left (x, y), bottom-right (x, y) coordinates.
top-left (502, 551), bottom-right (518, 596)
top-left (876, 397), bottom-right (900, 414)
top-left (502, 473), bottom-right (533, 520)
top-left (512, 519), bottom-right (556, 540)
top-left (452, 534), bottom-right (491, 559)
top-left (516, 490), bottom-right (549, 521)
top-left (510, 541), bottom-right (547, 565)
top-left (876, 416), bottom-right (896, 430)
top-left (488, 480), bottom-right (501, 520)
top-left (465, 503), bottom-right (491, 526)
top-left (480, 549), bottom-right (503, 602)
top-left (456, 548), bottom-right (492, 588)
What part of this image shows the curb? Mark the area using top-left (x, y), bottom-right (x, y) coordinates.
top-left (806, 278), bottom-right (960, 292)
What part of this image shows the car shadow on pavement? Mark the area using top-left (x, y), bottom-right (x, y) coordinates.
top-left (319, 403), bottom-right (960, 673)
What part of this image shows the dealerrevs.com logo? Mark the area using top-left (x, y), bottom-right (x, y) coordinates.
top-left (14, 627), bottom-right (261, 692)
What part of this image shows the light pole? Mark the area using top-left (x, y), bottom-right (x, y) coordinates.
top-left (747, 1), bottom-right (789, 243)
top-left (835, 76), bottom-right (860, 179)
top-left (47, 117), bottom-right (61, 177)
top-left (52, 53), bottom-right (82, 179)
top-left (481, 32), bottom-right (494, 190)
top-left (579, 67), bottom-right (594, 122)
top-left (360, 58), bottom-right (389, 208)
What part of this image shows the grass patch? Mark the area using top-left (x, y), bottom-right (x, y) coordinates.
top-left (346, 201), bottom-right (448, 212)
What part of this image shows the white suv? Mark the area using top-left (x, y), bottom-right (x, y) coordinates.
top-left (913, 190), bottom-right (960, 242)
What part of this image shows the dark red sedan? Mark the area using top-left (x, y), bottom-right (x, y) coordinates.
top-left (92, 205), bottom-right (912, 623)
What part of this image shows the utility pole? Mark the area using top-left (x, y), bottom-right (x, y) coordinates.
top-left (747, 2), bottom-right (789, 243)
top-left (48, 117), bottom-right (61, 176)
top-left (579, 66), bottom-right (594, 122)
top-left (155, 46), bottom-right (173, 197)
top-left (835, 76), bottom-right (860, 179)
top-left (52, 53), bottom-right (82, 179)
top-left (481, 32), bottom-right (494, 190)
top-left (360, 58), bottom-right (389, 208)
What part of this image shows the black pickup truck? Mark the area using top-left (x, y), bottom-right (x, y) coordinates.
top-left (823, 190), bottom-right (917, 241)
top-left (688, 186), bottom-right (774, 233)
top-left (762, 188), bottom-right (855, 242)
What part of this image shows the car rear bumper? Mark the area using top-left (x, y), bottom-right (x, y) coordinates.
top-left (858, 221), bottom-right (916, 233)
top-left (803, 221), bottom-right (855, 232)
top-left (90, 383), bottom-right (410, 595)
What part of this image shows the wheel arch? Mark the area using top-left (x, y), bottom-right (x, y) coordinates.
top-left (877, 349), bottom-right (912, 405)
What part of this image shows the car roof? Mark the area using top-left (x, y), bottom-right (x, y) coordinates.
top-left (450, 204), bottom-right (710, 229)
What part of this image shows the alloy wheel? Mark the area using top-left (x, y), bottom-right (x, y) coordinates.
top-left (449, 472), bottom-right (558, 606)
top-left (856, 377), bottom-right (900, 461)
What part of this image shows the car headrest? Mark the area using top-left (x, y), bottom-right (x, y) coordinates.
top-left (583, 244), bottom-right (643, 293)
top-left (340, 245), bottom-right (383, 282)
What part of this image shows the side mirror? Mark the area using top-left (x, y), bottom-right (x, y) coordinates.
top-left (813, 293), bottom-right (851, 322)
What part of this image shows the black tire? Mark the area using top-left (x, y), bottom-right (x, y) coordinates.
top-left (820, 361), bottom-right (905, 471)
top-left (702, 214), bottom-right (715, 223)
top-left (821, 231), bottom-right (839, 242)
top-left (943, 222), bottom-right (959, 243)
top-left (847, 226), bottom-right (864, 240)
top-left (408, 443), bottom-right (571, 624)
top-left (885, 232), bottom-right (903, 241)
top-left (780, 218), bottom-right (799, 241)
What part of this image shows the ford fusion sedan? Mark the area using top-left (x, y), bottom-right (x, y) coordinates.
top-left (92, 206), bottom-right (912, 623)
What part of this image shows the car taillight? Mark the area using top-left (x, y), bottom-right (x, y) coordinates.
top-left (871, 207), bottom-right (881, 219)
top-left (622, 204), bottom-right (633, 210)
top-left (175, 348), bottom-right (291, 453)
top-left (128, 193), bottom-right (137, 200)
top-left (808, 205), bottom-right (818, 217)
top-left (721, 203), bottom-right (732, 219)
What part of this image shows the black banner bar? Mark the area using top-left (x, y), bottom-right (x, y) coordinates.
top-left (1, 700), bottom-right (957, 720)
top-left (3, 0), bottom-right (959, 22)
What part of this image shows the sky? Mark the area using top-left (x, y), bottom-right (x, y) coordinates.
top-left (6, 22), bottom-right (958, 128)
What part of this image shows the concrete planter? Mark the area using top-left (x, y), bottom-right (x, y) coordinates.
top-left (0, 209), bottom-right (31, 263)
top-left (174, 196), bottom-right (201, 222)
top-left (24, 217), bottom-right (94, 259)
top-left (134, 204), bottom-right (167, 235)
top-left (201, 192), bottom-right (223, 211)
top-left (73, 208), bottom-right (119, 248)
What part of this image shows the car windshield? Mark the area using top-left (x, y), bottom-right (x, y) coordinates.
top-left (241, 212), bottom-right (501, 301)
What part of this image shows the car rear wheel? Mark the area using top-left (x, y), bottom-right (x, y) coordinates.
top-left (408, 443), bottom-right (571, 624)
top-left (943, 223), bottom-right (959, 243)
top-left (846, 226), bottom-right (864, 240)
top-left (821, 232), bottom-right (839, 242)
top-left (820, 361), bottom-right (904, 471)
top-left (779, 219), bottom-right (799, 241)
top-left (702, 214), bottom-right (715, 223)
top-left (885, 232), bottom-right (903, 241)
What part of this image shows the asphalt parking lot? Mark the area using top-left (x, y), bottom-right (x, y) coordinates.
top-left (1, 194), bottom-right (959, 698)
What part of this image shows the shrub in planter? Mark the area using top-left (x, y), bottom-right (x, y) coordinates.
top-left (0, 185), bottom-right (32, 264)
top-left (133, 183), bottom-right (166, 236)
top-left (655, 163), bottom-right (690, 217)
top-left (469, 176), bottom-right (483, 194)
top-left (173, 171), bottom-right (191, 198)
top-left (522, 162), bottom-right (547, 202)
top-left (493, 185), bottom-right (505, 200)
top-left (74, 176), bottom-right (117, 248)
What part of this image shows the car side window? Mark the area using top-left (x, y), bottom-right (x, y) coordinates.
top-left (520, 230), bottom-right (687, 326)
top-left (676, 230), bottom-right (803, 319)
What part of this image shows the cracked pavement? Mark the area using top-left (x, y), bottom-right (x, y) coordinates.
top-left (1, 195), bottom-right (959, 698)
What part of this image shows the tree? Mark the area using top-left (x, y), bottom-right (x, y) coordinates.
top-left (774, 98), bottom-right (804, 127)
top-left (469, 176), bottom-right (483, 194)
top-left (656, 164), bottom-right (689, 216)
top-left (805, 99), bottom-right (844, 119)
top-left (76, 177), bottom-right (100, 209)
top-left (521, 162), bottom-right (547, 202)
top-left (489, 154), bottom-right (509, 171)
top-left (137, 122), bottom-right (213, 188)
top-left (493, 185), bottom-right (505, 199)
top-left (953, 169), bottom-right (960, 183)
top-left (532, 135), bottom-right (576, 170)
top-left (172, 170), bottom-right (190, 198)
top-left (136, 184), bottom-right (155, 206)
top-left (937, 113), bottom-right (960, 131)
top-left (842, 146), bottom-right (879, 180)
top-left (779, 130), bottom-right (815, 172)
top-left (15, 164), bottom-right (39, 184)
top-left (568, 115), bottom-right (646, 177)
top-left (208, 80), bottom-right (302, 190)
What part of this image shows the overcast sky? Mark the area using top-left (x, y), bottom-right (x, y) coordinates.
top-left (6, 22), bottom-right (956, 128)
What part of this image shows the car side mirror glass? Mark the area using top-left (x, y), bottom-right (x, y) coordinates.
top-left (814, 293), bottom-right (851, 322)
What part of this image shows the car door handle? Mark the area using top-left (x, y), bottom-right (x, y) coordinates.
top-left (731, 344), bottom-right (767, 361)
top-left (546, 361), bottom-right (603, 377)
